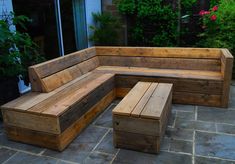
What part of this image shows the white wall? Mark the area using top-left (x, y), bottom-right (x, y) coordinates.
top-left (85, 0), bottom-right (101, 47)
top-left (0, 0), bottom-right (13, 18)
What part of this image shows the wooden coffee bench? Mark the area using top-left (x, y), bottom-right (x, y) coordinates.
top-left (112, 82), bottom-right (173, 153)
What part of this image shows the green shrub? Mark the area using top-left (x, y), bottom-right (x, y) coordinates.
top-left (89, 12), bottom-right (120, 46)
top-left (115, 0), bottom-right (178, 46)
top-left (0, 12), bottom-right (44, 84)
top-left (197, 0), bottom-right (235, 55)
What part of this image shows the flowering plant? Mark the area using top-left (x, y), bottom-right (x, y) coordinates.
top-left (197, 0), bottom-right (235, 55)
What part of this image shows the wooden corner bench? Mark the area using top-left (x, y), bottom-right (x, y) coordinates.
top-left (1, 46), bottom-right (233, 151)
top-left (113, 82), bottom-right (172, 153)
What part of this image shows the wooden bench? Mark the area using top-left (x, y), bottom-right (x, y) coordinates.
top-left (1, 46), bottom-right (233, 151)
top-left (1, 48), bottom-right (116, 151)
top-left (113, 82), bottom-right (172, 153)
top-left (95, 47), bottom-right (233, 107)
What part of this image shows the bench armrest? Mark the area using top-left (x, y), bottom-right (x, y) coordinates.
top-left (221, 49), bottom-right (234, 107)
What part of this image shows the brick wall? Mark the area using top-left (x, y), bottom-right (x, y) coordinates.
top-left (102, 0), bottom-right (127, 45)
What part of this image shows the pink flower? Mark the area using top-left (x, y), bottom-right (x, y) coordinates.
top-left (199, 10), bottom-right (205, 16)
top-left (199, 10), bottom-right (210, 16)
top-left (204, 11), bottom-right (210, 15)
top-left (210, 15), bottom-right (217, 21)
top-left (212, 5), bottom-right (218, 11)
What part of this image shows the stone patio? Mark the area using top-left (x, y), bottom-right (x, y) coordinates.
top-left (0, 84), bottom-right (235, 164)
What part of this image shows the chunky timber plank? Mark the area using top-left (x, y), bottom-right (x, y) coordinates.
top-left (98, 56), bottom-right (221, 71)
top-left (95, 47), bottom-right (221, 59)
top-left (116, 87), bottom-right (221, 107)
top-left (95, 66), bottom-right (222, 81)
top-left (115, 75), bottom-right (222, 95)
top-left (5, 89), bottom-right (116, 151)
top-left (2, 73), bottom-right (114, 134)
top-left (112, 82), bottom-right (151, 116)
top-left (131, 83), bottom-right (157, 117)
top-left (29, 48), bottom-right (99, 92)
top-left (141, 83), bottom-right (172, 120)
top-left (2, 110), bottom-right (59, 134)
top-left (31, 47), bottom-right (96, 78)
top-left (40, 57), bottom-right (100, 92)
top-left (113, 131), bottom-right (160, 153)
top-left (42, 73), bottom-right (114, 116)
top-left (1, 72), bottom-right (94, 111)
top-left (27, 73), bottom-right (101, 114)
top-left (113, 82), bottom-right (172, 153)
top-left (221, 49), bottom-right (234, 107)
top-left (59, 74), bottom-right (115, 132)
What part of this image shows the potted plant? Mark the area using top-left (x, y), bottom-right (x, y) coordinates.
top-left (0, 13), bottom-right (44, 105)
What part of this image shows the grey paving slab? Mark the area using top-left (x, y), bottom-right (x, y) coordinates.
top-left (198, 106), bottom-right (235, 124)
top-left (0, 133), bottom-right (44, 154)
top-left (217, 123), bottom-right (235, 135)
top-left (95, 130), bottom-right (118, 155)
top-left (167, 111), bottom-right (176, 127)
top-left (4, 152), bottom-right (58, 164)
top-left (83, 151), bottom-right (114, 164)
top-left (195, 156), bottom-right (235, 164)
top-left (176, 111), bottom-right (195, 121)
top-left (113, 149), bottom-right (192, 164)
top-left (169, 139), bottom-right (192, 154)
top-left (195, 131), bottom-right (235, 160)
top-left (172, 104), bottom-right (195, 113)
top-left (174, 119), bottom-right (216, 132)
top-left (43, 126), bottom-right (108, 163)
top-left (0, 148), bottom-right (17, 163)
top-left (160, 137), bottom-right (170, 151)
top-left (94, 104), bottom-right (116, 128)
top-left (165, 127), bottom-right (193, 141)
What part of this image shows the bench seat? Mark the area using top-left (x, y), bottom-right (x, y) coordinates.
top-left (95, 66), bottom-right (223, 107)
top-left (2, 72), bottom-right (115, 150)
top-left (95, 66), bottom-right (223, 81)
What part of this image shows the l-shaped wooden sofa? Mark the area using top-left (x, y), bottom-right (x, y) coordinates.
top-left (1, 47), bottom-right (233, 151)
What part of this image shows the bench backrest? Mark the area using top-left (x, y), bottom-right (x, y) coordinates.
top-left (29, 47), bottom-right (99, 92)
top-left (96, 47), bottom-right (222, 72)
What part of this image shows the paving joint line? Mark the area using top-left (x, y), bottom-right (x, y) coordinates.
top-left (2, 151), bottom-right (19, 164)
top-left (192, 130), bottom-right (195, 164)
top-left (110, 148), bottom-right (120, 164)
top-left (91, 129), bottom-right (110, 152)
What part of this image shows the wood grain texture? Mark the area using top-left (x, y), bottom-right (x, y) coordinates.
top-left (98, 56), bottom-right (221, 71)
top-left (2, 109), bottom-right (59, 134)
top-left (4, 90), bottom-right (116, 151)
top-left (116, 87), bottom-right (222, 107)
top-left (221, 49), bottom-right (234, 107)
top-left (112, 82), bottom-right (151, 116)
top-left (95, 66), bottom-right (222, 81)
top-left (30, 47), bottom-right (96, 78)
top-left (115, 75), bottom-right (222, 95)
top-left (113, 130), bottom-right (160, 153)
top-left (140, 83), bottom-right (172, 120)
top-left (95, 47), bottom-right (221, 59)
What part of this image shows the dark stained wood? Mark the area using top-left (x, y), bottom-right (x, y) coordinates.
top-left (114, 130), bottom-right (160, 154)
top-left (115, 75), bottom-right (223, 95)
top-left (59, 75), bottom-right (115, 132)
top-left (5, 90), bottom-right (116, 151)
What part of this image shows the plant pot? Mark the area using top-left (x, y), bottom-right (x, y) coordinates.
top-left (0, 77), bottom-right (20, 106)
